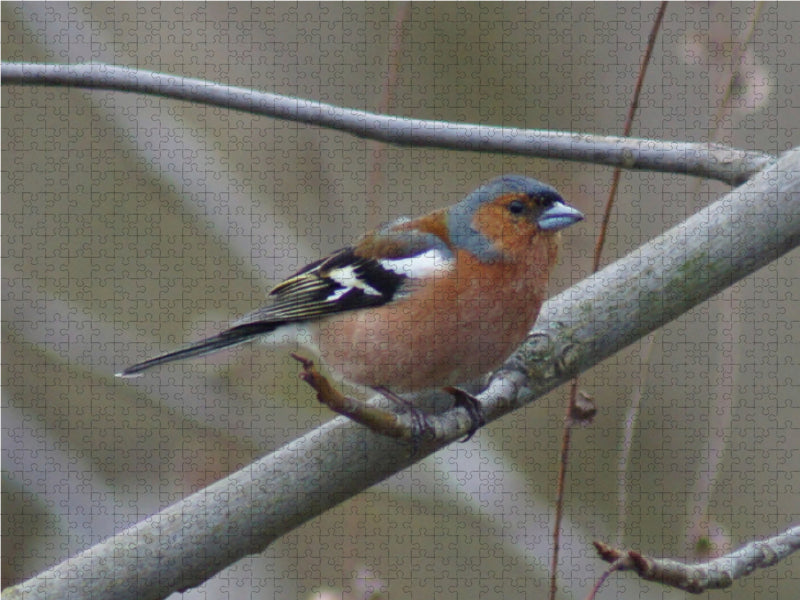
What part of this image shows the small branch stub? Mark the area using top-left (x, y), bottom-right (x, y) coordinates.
top-left (592, 525), bottom-right (800, 594)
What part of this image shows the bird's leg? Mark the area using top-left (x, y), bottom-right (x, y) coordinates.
top-left (373, 384), bottom-right (485, 442)
top-left (290, 353), bottom-right (430, 442)
top-left (371, 385), bottom-right (414, 409)
top-left (372, 385), bottom-right (435, 441)
top-left (442, 386), bottom-right (486, 442)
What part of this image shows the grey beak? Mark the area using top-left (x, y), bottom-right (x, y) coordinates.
top-left (537, 202), bottom-right (584, 231)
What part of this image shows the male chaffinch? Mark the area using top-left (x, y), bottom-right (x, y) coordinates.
top-left (119, 175), bottom-right (583, 437)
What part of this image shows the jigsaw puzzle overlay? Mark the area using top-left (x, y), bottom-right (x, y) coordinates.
top-left (3, 3), bottom-right (799, 599)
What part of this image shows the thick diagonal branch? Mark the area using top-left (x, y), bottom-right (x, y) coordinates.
top-left (4, 149), bottom-right (798, 600)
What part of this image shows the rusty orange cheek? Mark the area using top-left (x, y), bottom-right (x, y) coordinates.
top-left (471, 202), bottom-right (542, 256)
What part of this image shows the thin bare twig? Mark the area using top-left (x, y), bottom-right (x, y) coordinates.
top-left (594, 1), bottom-right (669, 271)
top-left (686, 3), bottom-right (766, 556)
top-left (593, 525), bottom-right (800, 593)
top-left (584, 560), bottom-right (626, 600)
top-left (708, 2), bottom-right (767, 133)
top-left (366, 2), bottom-right (410, 230)
top-left (615, 336), bottom-right (656, 546)
top-left (551, 6), bottom-right (668, 600)
top-left (1, 62), bottom-right (773, 186)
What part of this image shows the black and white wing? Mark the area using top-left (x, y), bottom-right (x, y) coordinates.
top-left (117, 233), bottom-right (453, 377)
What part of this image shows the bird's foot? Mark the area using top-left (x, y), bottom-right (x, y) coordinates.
top-left (442, 386), bottom-right (485, 442)
top-left (372, 385), bottom-right (437, 442)
top-left (291, 353), bottom-right (430, 443)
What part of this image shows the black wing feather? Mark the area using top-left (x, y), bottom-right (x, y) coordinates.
top-left (118, 248), bottom-right (411, 376)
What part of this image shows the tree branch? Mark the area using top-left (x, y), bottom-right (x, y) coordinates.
top-left (0, 62), bottom-right (774, 186)
top-left (4, 147), bottom-right (798, 600)
top-left (592, 525), bottom-right (800, 594)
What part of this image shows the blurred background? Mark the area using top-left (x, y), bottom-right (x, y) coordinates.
top-left (3, 3), bottom-right (798, 598)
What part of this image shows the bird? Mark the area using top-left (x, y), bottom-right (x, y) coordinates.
top-left (118, 175), bottom-right (583, 429)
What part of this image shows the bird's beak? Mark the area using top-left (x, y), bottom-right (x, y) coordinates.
top-left (537, 202), bottom-right (584, 231)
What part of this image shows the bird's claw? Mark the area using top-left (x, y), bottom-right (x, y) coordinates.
top-left (292, 352), bottom-right (427, 444)
top-left (292, 353), bottom-right (482, 445)
top-left (443, 386), bottom-right (485, 442)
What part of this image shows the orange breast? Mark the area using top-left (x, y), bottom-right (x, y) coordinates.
top-left (316, 237), bottom-right (558, 392)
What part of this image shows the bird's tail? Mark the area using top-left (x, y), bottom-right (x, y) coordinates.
top-left (116, 322), bottom-right (278, 378)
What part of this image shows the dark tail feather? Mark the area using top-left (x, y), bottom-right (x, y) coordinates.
top-left (116, 322), bottom-right (278, 378)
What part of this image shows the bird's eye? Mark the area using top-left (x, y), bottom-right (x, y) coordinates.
top-left (508, 200), bottom-right (526, 215)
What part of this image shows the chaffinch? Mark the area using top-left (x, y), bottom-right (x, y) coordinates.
top-left (119, 175), bottom-right (583, 436)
